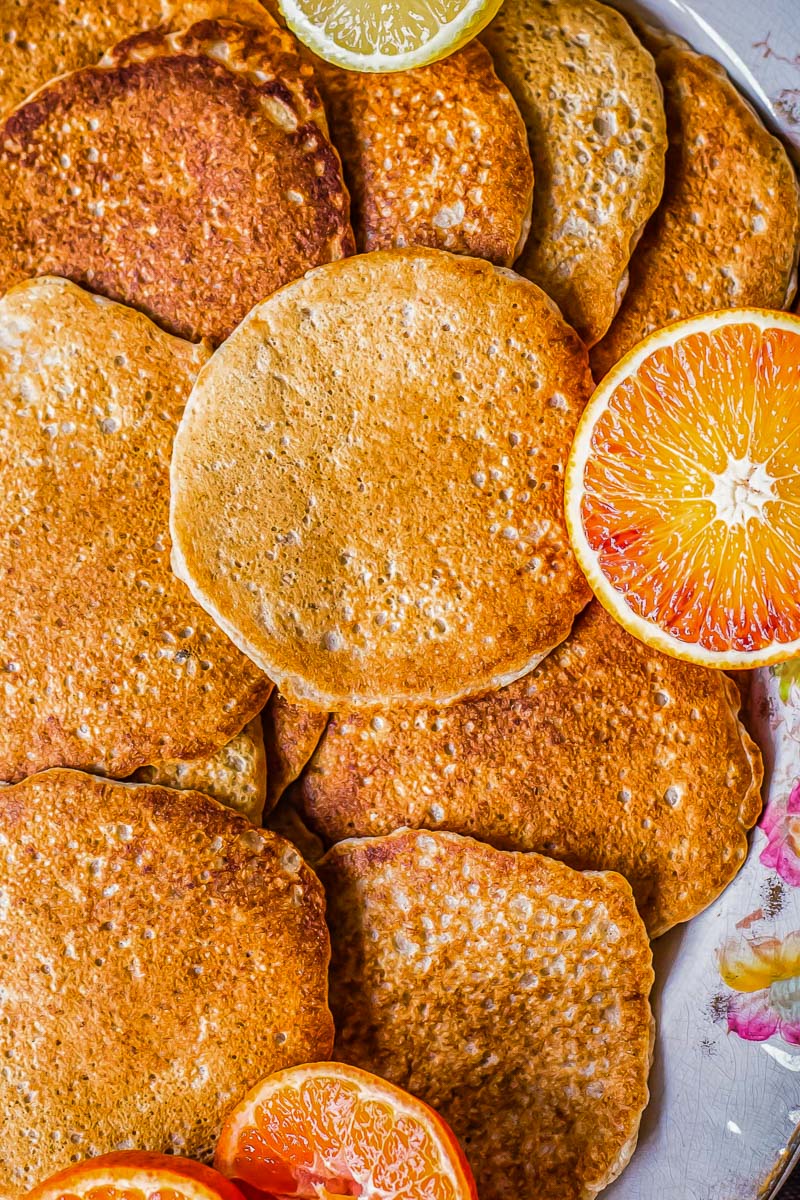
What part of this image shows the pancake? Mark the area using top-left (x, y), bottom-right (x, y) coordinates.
top-left (170, 248), bottom-right (593, 709)
top-left (317, 41), bottom-right (533, 265)
top-left (0, 768), bottom-right (333, 1196)
top-left (300, 602), bottom-right (763, 936)
top-left (264, 690), bottom-right (329, 811)
top-left (0, 276), bottom-right (269, 783)
top-left (0, 15), bottom-right (354, 345)
top-left (0, 0), bottom-right (277, 117)
top-left (132, 712), bottom-right (269, 823)
top-left (482, 0), bottom-right (666, 346)
top-left (265, 790), bottom-right (325, 864)
top-left (591, 48), bottom-right (800, 378)
top-left (321, 830), bottom-right (653, 1200)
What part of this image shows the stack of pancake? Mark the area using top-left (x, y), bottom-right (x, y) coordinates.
top-left (0, 0), bottom-right (794, 1195)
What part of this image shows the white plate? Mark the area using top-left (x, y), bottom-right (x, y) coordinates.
top-left (600, 6), bottom-right (800, 1195)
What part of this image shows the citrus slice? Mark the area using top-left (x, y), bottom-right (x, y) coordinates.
top-left (214, 1062), bottom-right (477, 1200)
top-left (25, 1153), bottom-right (247, 1200)
top-left (565, 308), bottom-right (800, 668)
top-left (277, 0), bottom-right (502, 72)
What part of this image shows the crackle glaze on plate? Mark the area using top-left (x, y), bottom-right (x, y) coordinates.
top-left (595, 5), bottom-right (800, 1197)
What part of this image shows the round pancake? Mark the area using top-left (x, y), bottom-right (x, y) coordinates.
top-left (591, 48), bottom-right (800, 378)
top-left (170, 248), bottom-right (593, 709)
top-left (482, 0), bottom-right (666, 346)
top-left (263, 690), bottom-right (329, 811)
top-left (0, 15), bottom-right (354, 345)
top-left (132, 711), bottom-right (269, 823)
top-left (0, 277), bottom-right (269, 783)
top-left (0, 768), bottom-right (333, 1196)
top-left (265, 791), bottom-right (325, 864)
top-left (321, 830), bottom-right (654, 1200)
top-left (299, 601), bottom-right (763, 936)
top-left (0, 0), bottom-right (277, 117)
top-left (317, 41), bottom-right (533, 265)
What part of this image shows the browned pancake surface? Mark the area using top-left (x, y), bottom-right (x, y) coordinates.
top-left (318, 41), bottom-right (533, 265)
top-left (0, 17), bottom-right (353, 344)
top-left (482, 0), bottom-right (666, 345)
top-left (0, 769), bottom-right (332, 1195)
top-left (0, 277), bottom-right (269, 782)
top-left (265, 789), bottom-right (325, 864)
top-left (322, 830), bottom-right (653, 1200)
top-left (170, 249), bottom-right (593, 709)
top-left (0, 0), bottom-right (278, 116)
top-left (132, 711), bottom-right (270, 823)
top-left (264, 690), bottom-right (329, 811)
top-left (592, 48), bottom-right (800, 376)
top-left (301, 602), bottom-right (762, 934)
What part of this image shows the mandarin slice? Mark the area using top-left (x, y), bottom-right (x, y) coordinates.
top-left (214, 1063), bottom-right (476, 1200)
top-left (25, 1154), bottom-right (245, 1200)
top-left (566, 308), bottom-right (800, 666)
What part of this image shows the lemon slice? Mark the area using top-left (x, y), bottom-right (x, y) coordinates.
top-left (278, 0), bottom-right (503, 71)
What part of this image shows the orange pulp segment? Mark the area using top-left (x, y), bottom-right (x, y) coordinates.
top-left (214, 1062), bottom-right (477, 1200)
top-left (565, 308), bottom-right (800, 667)
top-left (48, 1191), bottom-right (190, 1200)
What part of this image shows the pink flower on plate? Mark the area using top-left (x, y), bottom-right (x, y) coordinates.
top-left (760, 779), bottom-right (800, 887)
top-left (718, 931), bottom-right (800, 1044)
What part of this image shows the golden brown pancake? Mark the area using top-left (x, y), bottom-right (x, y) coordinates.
top-left (321, 830), bottom-right (653, 1200)
top-left (0, 768), bottom-right (332, 1195)
top-left (0, 277), bottom-right (269, 783)
top-left (300, 602), bottom-right (763, 935)
top-left (265, 790), bottom-right (325, 864)
top-left (264, 690), bottom-right (329, 811)
top-left (0, 16), bottom-right (354, 345)
top-left (170, 248), bottom-right (593, 709)
top-left (0, 0), bottom-right (277, 117)
top-left (482, 0), bottom-right (666, 345)
top-left (132, 712), bottom-right (269, 823)
top-left (317, 41), bottom-right (533, 265)
top-left (591, 48), bottom-right (800, 377)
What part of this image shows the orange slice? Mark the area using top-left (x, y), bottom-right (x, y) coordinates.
top-left (25, 1153), bottom-right (247, 1200)
top-left (214, 1062), bottom-right (477, 1200)
top-left (565, 308), bottom-right (800, 668)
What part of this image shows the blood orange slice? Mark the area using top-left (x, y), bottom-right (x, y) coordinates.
top-left (214, 1062), bottom-right (477, 1200)
top-left (25, 1153), bottom-right (246, 1200)
top-left (565, 308), bottom-right (800, 668)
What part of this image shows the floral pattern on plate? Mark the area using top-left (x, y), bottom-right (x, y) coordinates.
top-left (714, 661), bottom-right (800, 1049)
top-left (760, 777), bottom-right (800, 888)
top-left (718, 930), bottom-right (800, 1044)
